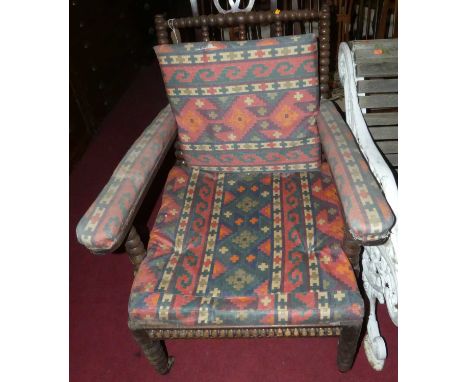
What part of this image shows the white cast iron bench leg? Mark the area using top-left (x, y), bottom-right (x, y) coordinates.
top-left (338, 42), bottom-right (398, 371)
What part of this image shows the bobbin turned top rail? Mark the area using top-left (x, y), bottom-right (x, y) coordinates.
top-left (154, 5), bottom-right (331, 98)
top-left (169, 9), bottom-right (322, 29)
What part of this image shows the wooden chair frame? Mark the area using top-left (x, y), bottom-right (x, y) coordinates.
top-left (154, 6), bottom-right (332, 98)
top-left (120, 5), bottom-right (373, 375)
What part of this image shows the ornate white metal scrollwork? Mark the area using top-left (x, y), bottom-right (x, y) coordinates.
top-left (338, 42), bottom-right (398, 371)
top-left (213, 0), bottom-right (256, 14)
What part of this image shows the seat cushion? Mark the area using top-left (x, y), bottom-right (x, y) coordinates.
top-left (129, 165), bottom-right (364, 327)
top-left (154, 34), bottom-right (321, 172)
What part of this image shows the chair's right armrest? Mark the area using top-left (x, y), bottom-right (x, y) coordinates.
top-left (317, 100), bottom-right (395, 243)
top-left (76, 104), bottom-right (177, 254)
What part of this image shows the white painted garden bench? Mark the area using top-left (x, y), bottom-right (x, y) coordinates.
top-left (338, 39), bottom-right (398, 371)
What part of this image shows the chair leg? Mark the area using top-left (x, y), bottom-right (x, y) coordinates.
top-left (337, 324), bottom-right (362, 372)
top-left (131, 329), bottom-right (174, 375)
top-left (342, 231), bottom-right (362, 275)
top-left (125, 226), bottom-right (146, 275)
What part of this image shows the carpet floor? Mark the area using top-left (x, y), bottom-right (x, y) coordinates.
top-left (70, 62), bottom-right (398, 382)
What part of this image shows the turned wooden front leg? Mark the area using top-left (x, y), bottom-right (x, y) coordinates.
top-left (342, 231), bottom-right (362, 275)
top-left (337, 323), bottom-right (362, 372)
top-left (131, 330), bottom-right (174, 375)
top-left (125, 226), bottom-right (146, 274)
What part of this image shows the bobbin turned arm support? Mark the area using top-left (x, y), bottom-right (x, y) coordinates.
top-left (317, 100), bottom-right (396, 246)
top-left (76, 105), bottom-right (177, 254)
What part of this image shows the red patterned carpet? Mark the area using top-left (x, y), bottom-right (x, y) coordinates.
top-left (70, 63), bottom-right (398, 382)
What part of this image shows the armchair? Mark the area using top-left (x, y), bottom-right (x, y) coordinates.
top-left (76, 6), bottom-right (395, 376)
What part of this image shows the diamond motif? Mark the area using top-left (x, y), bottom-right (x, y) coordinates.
top-left (232, 230), bottom-right (258, 249)
top-left (271, 103), bottom-right (301, 129)
top-left (130, 162), bottom-right (365, 327)
top-left (177, 103), bottom-right (207, 141)
top-left (236, 196), bottom-right (259, 213)
top-left (224, 106), bottom-right (256, 136)
top-left (156, 35), bottom-right (322, 172)
top-left (226, 269), bottom-right (255, 291)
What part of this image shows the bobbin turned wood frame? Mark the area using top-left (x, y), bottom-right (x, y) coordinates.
top-left (154, 5), bottom-right (331, 99)
top-left (123, 6), bottom-right (365, 376)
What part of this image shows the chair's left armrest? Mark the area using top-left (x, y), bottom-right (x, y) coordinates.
top-left (76, 104), bottom-right (177, 254)
top-left (317, 100), bottom-right (396, 243)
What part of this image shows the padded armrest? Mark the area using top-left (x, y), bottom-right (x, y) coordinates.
top-left (317, 100), bottom-right (395, 242)
top-left (76, 104), bottom-right (177, 253)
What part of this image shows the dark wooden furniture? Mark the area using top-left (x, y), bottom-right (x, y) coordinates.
top-left (155, 6), bottom-right (332, 98)
top-left (76, 5), bottom-right (397, 376)
top-left (335, 0), bottom-right (397, 42)
top-left (126, 6), bottom-right (364, 374)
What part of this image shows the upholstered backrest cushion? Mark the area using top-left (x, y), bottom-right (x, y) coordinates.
top-left (155, 34), bottom-right (321, 172)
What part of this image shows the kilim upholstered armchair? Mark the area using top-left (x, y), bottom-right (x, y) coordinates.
top-left (76, 5), bottom-right (395, 376)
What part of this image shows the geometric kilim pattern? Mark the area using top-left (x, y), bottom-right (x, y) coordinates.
top-left (154, 34), bottom-right (321, 172)
top-left (76, 105), bottom-right (177, 252)
top-left (317, 100), bottom-right (396, 242)
top-left (128, 163), bottom-right (364, 327)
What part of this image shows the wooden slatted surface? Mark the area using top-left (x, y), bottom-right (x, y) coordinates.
top-left (357, 79), bottom-right (398, 93)
top-left (376, 140), bottom-right (398, 154)
top-left (352, 39), bottom-right (397, 59)
top-left (354, 48), bottom-right (397, 61)
top-left (386, 153), bottom-right (398, 167)
top-left (363, 112), bottom-right (398, 126)
top-left (369, 126), bottom-right (398, 140)
top-left (359, 94), bottom-right (398, 108)
top-left (356, 62), bottom-right (398, 77)
top-left (349, 39), bottom-right (398, 173)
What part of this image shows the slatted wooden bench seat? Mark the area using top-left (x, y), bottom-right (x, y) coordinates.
top-left (347, 39), bottom-right (398, 174)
